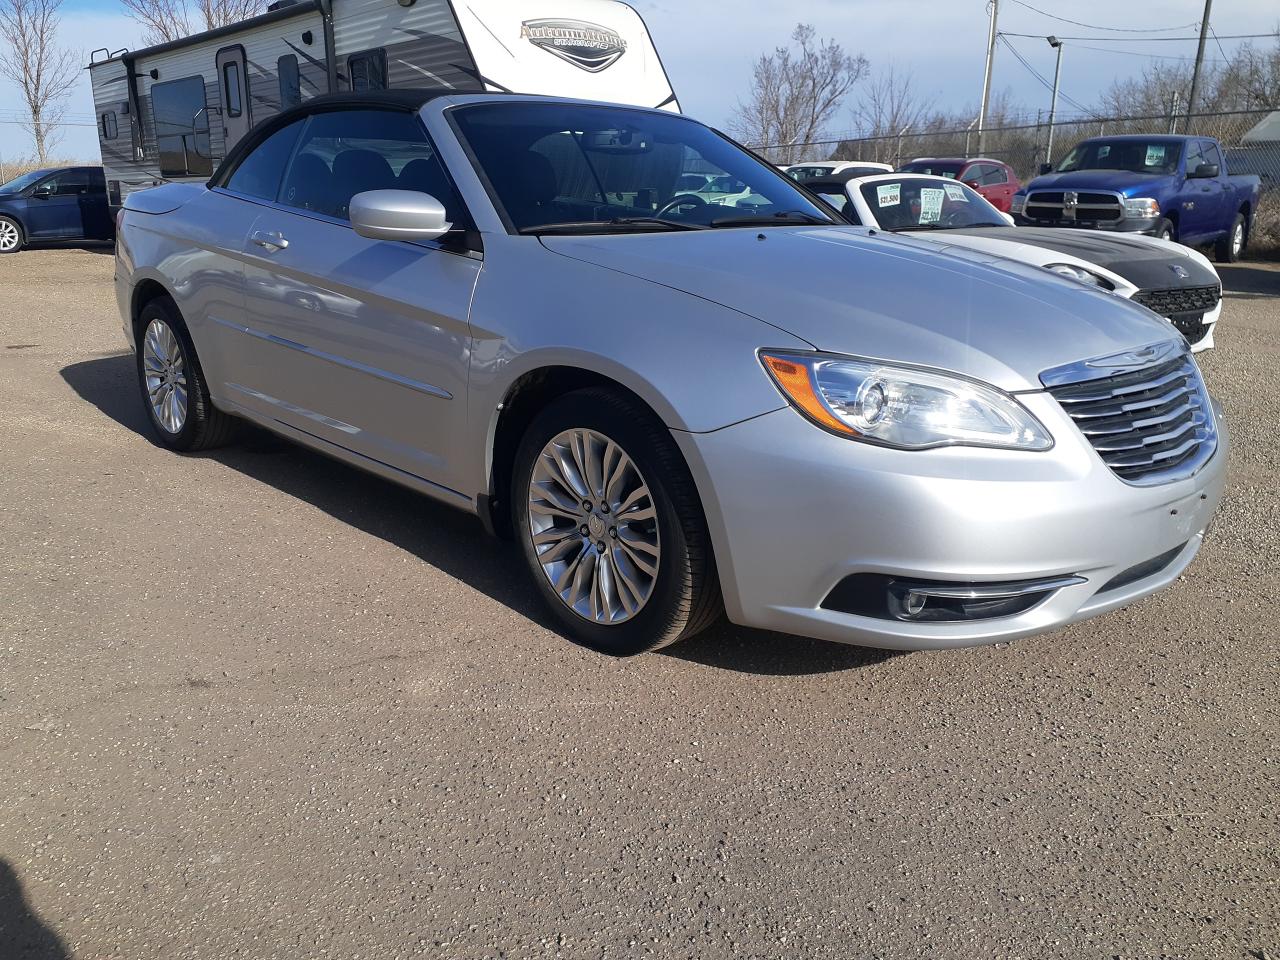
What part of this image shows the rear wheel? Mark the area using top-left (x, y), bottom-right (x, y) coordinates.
top-left (0, 216), bottom-right (23, 254)
top-left (512, 388), bottom-right (721, 656)
top-left (134, 297), bottom-right (236, 451)
top-left (1214, 213), bottom-right (1246, 263)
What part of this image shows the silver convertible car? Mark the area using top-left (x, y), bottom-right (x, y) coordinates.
top-left (115, 90), bottom-right (1227, 656)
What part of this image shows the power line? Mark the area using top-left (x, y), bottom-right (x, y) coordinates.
top-left (1065, 42), bottom-right (1231, 62)
top-left (1005, 0), bottom-right (1197, 34)
top-left (997, 34), bottom-right (1096, 116)
top-left (999, 31), bottom-right (1279, 42)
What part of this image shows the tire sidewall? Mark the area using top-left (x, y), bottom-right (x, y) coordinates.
top-left (135, 300), bottom-right (202, 449)
top-left (1157, 219), bottom-right (1175, 243)
top-left (0, 216), bottom-right (23, 254)
top-left (512, 394), bottom-right (697, 656)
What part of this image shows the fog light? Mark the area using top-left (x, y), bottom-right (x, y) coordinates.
top-left (822, 573), bottom-right (1087, 622)
top-left (903, 591), bottom-right (927, 617)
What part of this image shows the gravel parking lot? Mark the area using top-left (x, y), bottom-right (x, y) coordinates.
top-left (1, 245), bottom-right (1277, 959)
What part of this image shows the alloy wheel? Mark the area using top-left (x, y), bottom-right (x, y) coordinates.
top-left (0, 220), bottom-right (19, 252)
top-left (142, 318), bottom-right (188, 434)
top-left (526, 428), bottom-right (660, 624)
top-left (1232, 222), bottom-right (1244, 257)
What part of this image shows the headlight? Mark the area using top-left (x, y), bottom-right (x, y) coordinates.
top-left (760, 351), bottom-right (1054, 451)
top-left (1010, 194), bottom-right (1026, 215)
top-left (1045, 263), bottom-right (1114, 289)
top-left (1123, 197), bottom-right (1160, 219)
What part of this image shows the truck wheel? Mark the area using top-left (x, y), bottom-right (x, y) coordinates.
top-left (0, 216), bottom-right (23, 254)
top-left (1214, 214), bottom-right (1246, 263)
top-left (512, 388), bottom-right (722, 656)
top-left (1155, 219), bottom-right (1176, 243)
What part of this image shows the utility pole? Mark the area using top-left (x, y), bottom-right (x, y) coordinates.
top-left (977, 0), bottom-right (999, 156)
top-left (1045, 36), bottom-right (1063, 168)
top-left (1185, 0), bottom-right (1213, 134)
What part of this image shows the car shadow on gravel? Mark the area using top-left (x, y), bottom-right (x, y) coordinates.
top-left (1219, 262), bottom-right (1280, 297)
top-left (0, 859), bottom-right (70, 959)
top-left (60, 353), bottom-right (890, 676)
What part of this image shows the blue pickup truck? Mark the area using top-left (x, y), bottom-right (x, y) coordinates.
top-left (1011, 134), bottom-right (1262, 262)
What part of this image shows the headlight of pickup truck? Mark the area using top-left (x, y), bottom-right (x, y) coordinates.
top-left (1045, 263), bottom-right (1115, 289)
top-left (1010, 194), bottom-right (1026, 215)
top-left (1123, 197), bottom-right (1160, 219)
top-left (760, 351), bottom-right (1054, 451)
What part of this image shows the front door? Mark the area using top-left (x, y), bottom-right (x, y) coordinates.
top-left (232, 108), bottom-right (478, 495)
top-left (216, 46), bottom-right (252, 151)
top-left (24, 169), bottom-right (90, 238)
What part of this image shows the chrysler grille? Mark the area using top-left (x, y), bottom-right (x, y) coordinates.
top-left (1024, 190), bottom-right (1123, 223)
top-left (1045, 352), bottom-right (1217, 485)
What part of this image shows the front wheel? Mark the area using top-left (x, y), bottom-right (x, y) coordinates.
top-left (512, 388), bottom-right (721, 655)
top-left (1214, 213), bottom-right (1246, 263)
top-left (0, 216), bottom-right (23, 254)
top-left (1155, 219), bottom-right (1176, 243)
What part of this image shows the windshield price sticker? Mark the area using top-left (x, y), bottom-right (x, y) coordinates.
top-left (943, 183), bottom-right (967, 202)
top-left (877, 183), bottom-right (901, 207)
top-left (1145, 144), bottom-right (1166, 166)
top-left (919, 187), bottom-right (945, 223)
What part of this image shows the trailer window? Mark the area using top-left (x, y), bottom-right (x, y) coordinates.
top-left (347, 49), bottom-right (387, 92)
top-left (101, 111), bottom-right (118, 141)
top-left (151, 75), bottom-right (213, 178)
top-left (222, 61), bottom-right (243, 118)
top-left (278, 55), bottom-right (301, 109)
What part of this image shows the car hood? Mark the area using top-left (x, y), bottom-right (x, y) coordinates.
top-left (940, 226), bottom-right (1220, 291)
top-left (1025, 170), bottom-right (1170, 194)
top-left (540, 226), bottom-right (1177, 392)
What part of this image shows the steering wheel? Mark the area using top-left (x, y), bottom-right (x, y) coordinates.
top-left (940, 209), bottom-right (971, 227)
top-left (656, 192), bottom-right (708, 219)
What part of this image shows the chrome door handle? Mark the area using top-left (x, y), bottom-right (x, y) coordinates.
top-left (251, 230), bottom-right (289, 251)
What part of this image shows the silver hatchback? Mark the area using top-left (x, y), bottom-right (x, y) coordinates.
top-left (114, 91), bottom-right (1226, 656)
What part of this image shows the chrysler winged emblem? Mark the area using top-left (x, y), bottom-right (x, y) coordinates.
top-left (1170, 264), bottom-right (1190, 279)
top-left (1062, 190), bottom-right (1079, 220)
top-left (1084, 341), bottom-right (1179, 371)
top-left (521, 19), bottom-right (629, 73)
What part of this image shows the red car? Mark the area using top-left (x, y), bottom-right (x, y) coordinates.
top-left (897, 157), bottom-right (1021, 212)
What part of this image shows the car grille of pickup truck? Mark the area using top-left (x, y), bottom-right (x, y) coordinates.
top-left (1132, 284), bottom-right (1221, 344)
top-left (1046, 352), bottom-right (1217, 485)
top-left (1024, 191), bottom-right (1123, 223)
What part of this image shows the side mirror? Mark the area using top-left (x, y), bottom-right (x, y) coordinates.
top-left (32, 182), bottom-right (54, 198)
top-left (349, 189), bottom-right (451, 242)
top-left (963, 179), bottom-right (981, 189)
top-left (1038, 162), bottom-right (1052, 175)
top-left (1191, 162), bottom-right (1219, 179)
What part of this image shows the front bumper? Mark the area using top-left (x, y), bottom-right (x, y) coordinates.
top-left (1014, 215), bottom-right (1162, 235)
top-left (675, 392), bottom-right (1228, 651)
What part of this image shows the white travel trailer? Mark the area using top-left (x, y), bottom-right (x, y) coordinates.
top-left (88, 0), bottom-right (678, 206)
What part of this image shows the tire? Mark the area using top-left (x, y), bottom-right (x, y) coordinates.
top-left (1214, 213), bottom-right (1246, 263)
top-left (512, 388), bottom-right (722, 656)
top-left (0, 216), bottom-right (23, 254)
top-left (1155, 219), bottom-right (1176, 243)
top-left (134, 297), bottom-right (236, 451)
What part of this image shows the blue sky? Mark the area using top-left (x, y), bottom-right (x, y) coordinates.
top-left (1, 0), bottom-right (1276, 162)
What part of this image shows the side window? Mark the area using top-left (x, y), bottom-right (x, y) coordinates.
top-left (101, 111), bottom-right (118, 141)
top-left (983, 165), bottom-right (1008, 185)
top-left (224, 119), bottom-right (305, 201)
top-left (1185, 141), bottom-right (1206, 173)
top-left (278, 55), bottom-right (301, 109)
top-left (1201, 141), bottom-right (1222, 171)
top-left (222, 61), bottom-right (243, 118)
top-left (347, 49), bottom-right (387, 92)
top-left (43, 170), bottom-right (91, 195)
top-left (151, 75), bottom-right (213, 177)
top-left (279, 109), bottom-right (464, 225)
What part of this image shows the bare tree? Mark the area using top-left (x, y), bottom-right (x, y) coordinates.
top-left (122, 0), bottom-right (262, 45)
top-left (730, 24), bottom-right (867, 164)
top-left (0, 0), bottom-right (78, 163)
top-left (848, 65), bottom-right (927, 163)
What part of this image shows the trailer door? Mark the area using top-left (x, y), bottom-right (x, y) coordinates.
top-left (216, 45), bottom-right (252, 150)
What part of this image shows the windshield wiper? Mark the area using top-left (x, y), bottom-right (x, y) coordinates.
top-left (708, 210), bottom-right (831, 228)
top-left (519, 217), bottom-right (707, 236)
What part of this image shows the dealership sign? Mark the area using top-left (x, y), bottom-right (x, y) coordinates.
top-left (521, 19), bottom-right (628, 72)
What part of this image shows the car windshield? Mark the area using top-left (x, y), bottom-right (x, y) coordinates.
top-left (1055, 139), bottom-right (1183, 174)
top-left (450, 102), bottom-right (836, 234)
top-left (859, 177), bottom-right (1008, 231)
top-left (0, 170), bottom-right (51, 193)
top-left (898, 161), bottom-right (965, 178)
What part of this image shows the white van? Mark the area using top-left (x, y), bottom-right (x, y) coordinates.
top-left (88, 0), bottom-right (677, 207)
